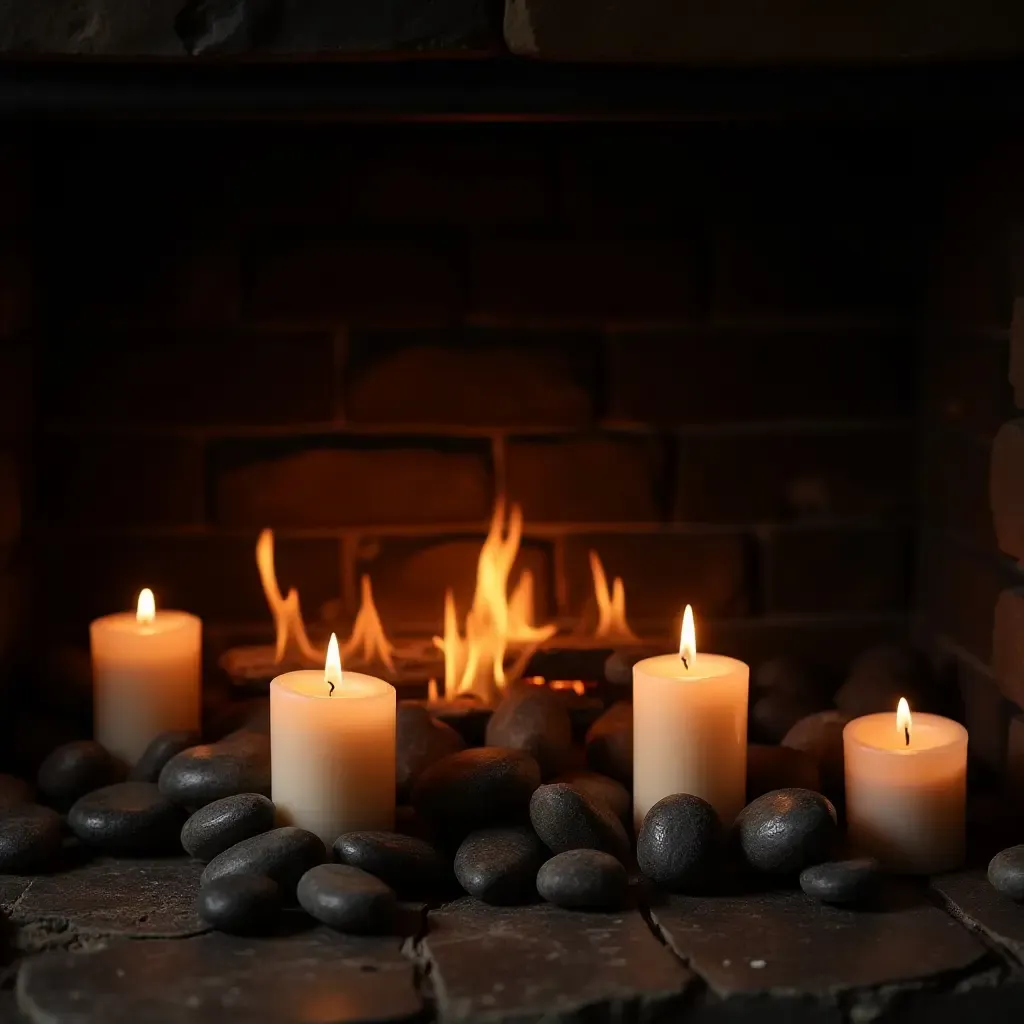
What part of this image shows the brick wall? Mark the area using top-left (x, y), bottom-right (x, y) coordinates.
top-left (29, 120), bottom-right (932, 670)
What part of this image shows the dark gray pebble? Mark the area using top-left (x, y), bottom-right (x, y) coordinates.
top-left (181, 793), bottom-right (276, 863)
top-left (334, 831), bottom-right (446, 900)
top-left (37, 740), bottom-right (123, 809)
top-left (800, 858), bottom-right (881, 906)
top-left (130, 731), bottom-right (202, 784)
top-left (485, 687), bottom-right (574, 779)
top-left (201, 826), bottom-right (326, 900)
top-left (297, 864), bottom-right (398, 934)
top-left (529, 783), bottom-right (630, 862)
top-left (0, 773), bottom-right (34, 811)
top-left (0, 804), bottom-right (63, 872)
top-left (158, 730), bottom-right (271, 809)
top-left (197, 875), bottom-right (281, 934)
top-left (989, 845), bottom-right (1024, 900)
top-left (396, 704), bottom-right (464, 802)
top-left (746, 744), bottom-right (821, 801)
top-left (432, 703), bottom-right (492, 747)
top-left (454, 827), bottom-right (546, 905)
top-left (551, 770), bottom-right (631, 823)
top-left (736, 788), bottom-right (838, 875)
top-left (537, 849), bottom-right (628, 910)
top-left (68, 782), bottom-right (185, 855)
top-left (584, 702), bottom-right (632, 784)
top-left (637, 794), bottom-right (722, 891)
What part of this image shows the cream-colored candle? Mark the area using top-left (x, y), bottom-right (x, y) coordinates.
top-left (633, 606), bottom-right (749, 830)
top-left (844, 699), bottom-right (967, 874)
top-left (91, 588), bottom-right (202, 765)
top-left (271, 633), bottom-right (396, 846)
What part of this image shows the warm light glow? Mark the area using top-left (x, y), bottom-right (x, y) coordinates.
top-left (325, 632), bottom-right (342, 696)
top-left (550, 679), bottom-right (587, 696)
top-left (590, 550), bottom-right (638, 642)
top-left (427, 678), bottom-right (439, 703)
top-left (680, 604), bottom-right (696, 669)
top-left (256, 529), bottom-right (321, 665)
top-left (136, 588), bottom-right (156, 625)
top-left (341, 575), bottom-right (396, 673)
top-left (897, 697), bottom-right (912, 747)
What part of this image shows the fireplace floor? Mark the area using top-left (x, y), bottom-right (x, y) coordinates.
top-left (3, 859), bottom-right (1024, 1023)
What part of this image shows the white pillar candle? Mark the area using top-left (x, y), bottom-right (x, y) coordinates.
top-left (844, 699), bottom-right (967, 874)
top-left (271, 633), bottom-right (396, 846)
top-left (90, 588), bottom-right (202, 765)
top-left (633, 606), bottom-right (749, 830)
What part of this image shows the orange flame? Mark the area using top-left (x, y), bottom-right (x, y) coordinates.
top-left (680, 604), bottom-right (696, 668)
top-left (136, 588), bottom-right (156, 625)
top-left (897, 696), bottom-right (912, 747)
top-left (256, 529), bottom-right (320, 665)
top-left (341, 575), bottom-right (396, 673)
top-left (325, 632), bottom-right (343, 695)
top-left (590, 550), bottom-right (638, 642)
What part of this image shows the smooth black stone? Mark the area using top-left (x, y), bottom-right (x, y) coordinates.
top-left (800, 858), bottom-right (881, 905)
top-left (746, 744), bottom-right (821, 801)
top-left (0, 773), bottom-right (33, 811)
top-left (988, 845), bottom-right (1024, 900)
top-left (201, 826), bottom-right (327, 900)
top-left (432, 703), bottom-right (493, 747)
top-left (536, 849), bottom-right (628, 910)
top-left (333, 830), bottom-right (446, 900)
top-left (454, 827), bottom-right (546, 905)
top-left (396, 703), bottom-right (464, 802)
top-left (551, 770), bottom-right (631, 823)
top-left (835, 644), bottom-right (932, 718)
top-left (637, 794), bottom-right (721, 892)
top-left (37, 740), bottom-right (123, 808)
top-left (781, 711), bottom-right (853, 807)
top-left (197, 875), bottom-right (281, 934)
top-left (749, 692), bottom-right (825, 744)
top-left (584, 702), bottom-right (632, 784)
top-left (129, 730), bottom-right (202, 783)
top-left (158, 730), bottom-right (271, 809)
top-left (735, 788), bottom-right (838, 875)
top-left (529, 782), bottom-right (631, 862)
top-left (485, 687), bottom-right (574, 779)
top-left (0, 804), bottom-right (62, 873)
top-left (297, 863), bottom-right (398, 934)
top-left (68, 782), bottom-right (186, 855)
top-left (412, 746), bottom-right (542, 833)
top-left (181, 793), bottom-right (276, 863)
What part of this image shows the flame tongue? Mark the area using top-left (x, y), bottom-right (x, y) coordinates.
top-left (341, 576), bottom-right (396, 673)
top-left (257, 529), bottom-right (321, 665)
top-left (325, 633), bottom-right (342, 696)
top-left (590, 551), bottom-right (638, 642)
top-left (136, 588), bottom-right (156, 625)
top-left (680, 605), bottom-right (696, 669)
top-left (897, 697), bottom-right (912, 747)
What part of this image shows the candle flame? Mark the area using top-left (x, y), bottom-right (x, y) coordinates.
top-left (680, 604), bottom-right (696, 669)
top-left (897, 696), bottom-right (912, 747)
top-left (325, 632), bottom-right (342, 696)
top-left (136, 588), bottom-right (156, 625)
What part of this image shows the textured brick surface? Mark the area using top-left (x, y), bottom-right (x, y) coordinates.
top-left (993, 588), bottom-right (1024, 709)
top-left (992, 419), bottom-right (1024, 561)
top-left (954, 649), bottom-right (1014, 775)
top-left (346, 330), bottom-right (600, 428)
top-left (762, 525), bottom-right (911, 615)
top-left (919, 427), bottom-right (995, 552)
top-left (214, 439), bottom-right (494, 529)
top-left (1013, 298), bottom-right (1024, 408)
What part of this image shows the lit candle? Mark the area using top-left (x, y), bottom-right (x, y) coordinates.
top-left (632, 606), bottom-right (749, 830)
top-left (271, 633), bottom-right (396, 845)
top-left (90, 588), bottom-right (202, 765)
top-left (844, 699), bottom-right (967, 874)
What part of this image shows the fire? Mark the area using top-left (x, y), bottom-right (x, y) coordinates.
top-left (325, 633), bottom-right (342, 696)
top-left (897, 696), bottom-right (912, 747)
top-left (256, 529), bottom-right (321, 664)
top-left (341, 575), bottom-right (396, 673)
top-left (590, 550), bottom-right (638, 642)
top-left (680, 604), bottom-right (696, 669)
top-left (136, 588), bottom-right (156, 625)
top-left (527, 677), bottom-right (587, 696)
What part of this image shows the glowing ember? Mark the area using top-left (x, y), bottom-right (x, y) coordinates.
top-left (341, 575), bottom-right (396, 673)
top-left (256, 528), bottom-right (320, 664)
top-left (589, 550), bottom-right (638, 642)
top-left (526, 676), bottom-right (588, 696)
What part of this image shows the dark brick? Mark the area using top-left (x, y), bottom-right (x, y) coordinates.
top-left (353, 534), bottom-right (553, 634)
top-left (674, 428), bottom-right (912, 524)
top-left (0, 237), bottom-right (31, 339)
top-left (611, 329), bottom-right (913, 424)
top-left (44, 331), bottom-right (335, 428)
top-left (505, 435), bottom-right (665, 524)
top-left (469, 236), bottom-right (699, 324)
top-left (762, 526), bottom-right (911, 615)
top-left (0, 451), bottom-right (20, 559)
top-left (919, 427), bottom-right (996, 552)
top-left (1013, 298), bottom-right (1024, 408)
top-left (346, 329), bottom-right (600, 428)
top-left (953, 649), bottom-right (1014, 774)
top-left (992, 419), bottom-right (1024, 561)
top-left (0, 141), bottom-right (31, 229)
top-left (38, 535), bottom-right (341, 629)
top-left (214, 438), bottom-right (493, 529)
top-left (562, 532), bottom-right (749, 627)
top-left (0, 341), bottom-right (31, 438)
top-left (993, 588), bottom-right (1024, 709)
top-left (244, 234), bottom-right (461, 327)
top-left (39, 435), bottom-right (205, 528)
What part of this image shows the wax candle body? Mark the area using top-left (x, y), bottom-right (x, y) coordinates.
top-left (271, 670), bottom-right (396, 846)
top-left (91, 611), bottom-right (202, 765)
top-left (844, 713), bottom-right (968, 874)
top-left (633, 653), bottom-right (749, 830)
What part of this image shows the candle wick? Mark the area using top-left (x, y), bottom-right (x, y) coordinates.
top-left (681, 655), bottom-right (689, 670)
top-left (904, 726), bottom-right (910, 747)
top-left (327, 678), bottom-right (335, 697)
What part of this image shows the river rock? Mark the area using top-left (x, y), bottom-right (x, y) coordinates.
top-left (0, 773), bottom-right (33, 811)
top-left (412, 747), bottom-right (542, 834)
top-left (529, 783), bottom-right (630, 862)
top-left (746, 744), bottom-right (821, 801)
top-left (68, 782), bottom-right (185, 855)
top-left (835, 645), bottom-right (931, 718)
top-left (201, 826), bottom-right (326, 900)
top-left (159, 730), bottom-right (271, 809)
top-left (988, 845), bottom-right (1024, 900)
top-left (396, 703), bottom-right (464, 802)
top-left (636, 794), bottom-right (721, 891)
top-left (130, 731), bottom-right (202, 784)
top-left (454, 827), bottom-right (546, 905)
top-left (799, 858), bottom-right (881, 906)
top-left (334, 831), bottom-right (447, 900)
top-left (37, 740), bottom-right (123, 808)
top-left (735, 788), bottom-right (838, 875)
top-left (485, 687), bottom-right (574, 779)
top-left (297, 864), bottom-right (398, 934)
top-left (551, 770), bottom-right (630, 823)
top-left (749, 692), bottom-right (826, 744)
top-left (181, 793), bottom-right (276, 862)
top-left (781, 711), bottom-right (853, 806)
top-left (584, 702), bottom-right (632, 784)
top-left (433, 703), bottom-right (493, 747)
top-left (536, 849), bottom-right (628, 910)
top-left (0, 804), bottom-right (63, 872)
top-left (197, 874), bottom-right (282, 934)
